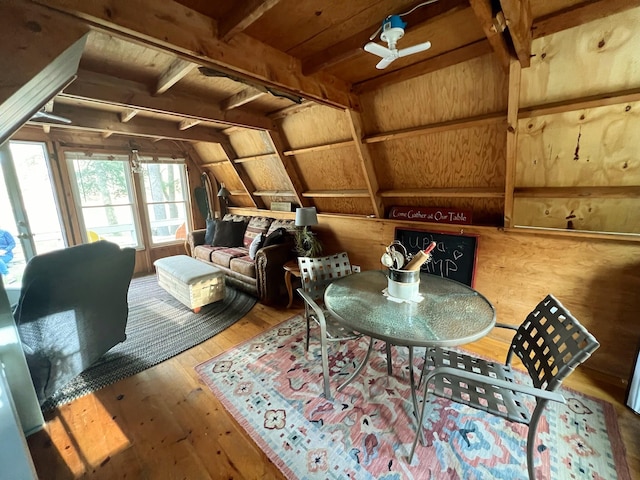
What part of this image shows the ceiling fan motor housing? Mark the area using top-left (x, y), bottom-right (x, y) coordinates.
top-left (380, 14), bottom-right (406, 50)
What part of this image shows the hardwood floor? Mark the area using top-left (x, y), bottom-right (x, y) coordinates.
top-left (28, 302), bottom-right (640, 479)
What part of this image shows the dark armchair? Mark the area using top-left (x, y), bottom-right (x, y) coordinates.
top-left (13, 241), bottom-right (135, 405)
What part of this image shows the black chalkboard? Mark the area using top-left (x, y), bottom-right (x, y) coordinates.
top-left (394, 228), bottom-right (478, 287)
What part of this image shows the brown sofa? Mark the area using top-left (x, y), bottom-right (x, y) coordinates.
top-left (188, 214), bottom-right (296, 305)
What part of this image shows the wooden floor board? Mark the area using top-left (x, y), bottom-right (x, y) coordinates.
top-left (27, 304), bottom-right (639, 479)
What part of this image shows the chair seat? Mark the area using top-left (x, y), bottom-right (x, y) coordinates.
top-left (310, 305), bottom-right (361, 341)
top-left (423, 347), bottom-right (532, 425)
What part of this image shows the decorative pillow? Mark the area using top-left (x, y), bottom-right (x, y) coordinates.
top-left (212, 220), bottom-right (247, 247)
top-left (262, 227), bottom-right (289, 248)
top-left (243, 216), bottom-right (273, 249)
top-left (249, 233), bottom-right (264, 260)
top-left (204, 218), bottom-right (216, 245)
top-left (266, 219), bottom-right (296, 236)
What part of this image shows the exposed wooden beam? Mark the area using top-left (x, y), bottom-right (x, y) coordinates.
top-left (218, 0), bottom-right (282, 42)
top-left (62, 70), bottom-right (275, 131)
top-left (504, 59), bottom-right (521, 229)
top-left (34, 0), bottom-right (358, 110)
top-left (302, 190), bottom-right (370, 198)
top-left (120, 108), bottom-right (139, 123)
top-left (532, 0), bottom-right (640, 39)
top-left (269, 100), bottom-right (316, 120)
top-left (302, 0), bottom-right (469, 75)
top-left (101, 131), bottom-right (113, 139)
top-left (34, 104), bottom-right (228, 143)
top-left (354, 40), bottom-right (492, 94)
top-left (43, 125), bottom-right (51, 134)
top-left (346, 109), bottom-right (383, 219)
top-left (253, 190), bottom-right (296, 197)
top-left (178, 119), bottom-right (201, 131)
top-left (265, 130), bottom-right (308, 208)
top-left (155, 58), bottom-right (196, 95)
top-left (234, 153), bottom-right (277, 163)
top-left (364, 112), bottom-right (506, 144)
top-left (220, 87), bottom-right (266, 111)
top-left (499, 0), bottom-right (532, 68)
top-left (468, 0), bottom-right (513, 71)
top-left (0, 1), bottom-right (88, 147)
top-left (218, 141), bottom-right (262, 209)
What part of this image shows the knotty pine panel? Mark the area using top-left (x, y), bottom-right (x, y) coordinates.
top-left (513, 198), bottom-right (640, 234)
top-left (517, 103), bottom-right (640, 187)
top-left (369, 124), bottom-right (507, 190)
top-left (193, 141), bottom-right (228, 163)
top-left (242, 156), bottom-right (293, 192)
top-left (359, 54), bottom-right (508, 134)
top-left (311, 214), bottom-right (640, 382)
top-left (278, 103), bottom-right (352, 150)
top-left (311, 198), bottom-right (374, 217)
top-left (521, 7), bottom-right (640, 108)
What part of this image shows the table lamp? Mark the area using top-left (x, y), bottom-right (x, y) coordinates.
top-left (294, 207), bottom-right (322, 257)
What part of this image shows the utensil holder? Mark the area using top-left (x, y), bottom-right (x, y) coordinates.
top-left (387, 268), bottom-right (420, 300)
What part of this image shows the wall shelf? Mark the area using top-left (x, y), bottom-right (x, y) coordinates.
top-left (380, 187), bottom-right (505, 198)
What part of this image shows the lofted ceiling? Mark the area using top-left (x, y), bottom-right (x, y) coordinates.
top-left (18, 0), bottom-right (636, 144)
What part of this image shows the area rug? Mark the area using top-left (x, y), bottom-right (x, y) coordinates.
top-left (41, 274), bottom-right (256, 412)
top-left (195, 315), bottom-right (630, 480)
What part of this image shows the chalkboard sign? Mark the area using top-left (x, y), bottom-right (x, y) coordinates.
top-left (394, 228), bottom-right (478, 287)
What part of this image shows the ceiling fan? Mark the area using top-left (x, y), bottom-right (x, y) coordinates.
top-left (364, 1), bottom-right (437, 70)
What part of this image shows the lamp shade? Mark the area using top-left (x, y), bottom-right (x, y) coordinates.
top-left (295, 207), bottom-right (318, 227)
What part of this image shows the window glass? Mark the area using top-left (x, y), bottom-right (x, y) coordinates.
top-left (66, 152), bottom-right (141, 248)
top-left (140, 160), bottom-right (190, 244)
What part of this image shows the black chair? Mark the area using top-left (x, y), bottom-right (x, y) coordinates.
top-left (409, 294), bottom-right (599, 480)
top-left (14, 241), bottom-right (135, 405)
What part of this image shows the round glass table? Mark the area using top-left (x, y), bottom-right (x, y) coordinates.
top-left (324, 270), bottom-right (496, 348)
top-left (324, 270), bottom-right (496, 420)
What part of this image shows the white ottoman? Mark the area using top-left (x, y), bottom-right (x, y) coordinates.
top-left (153, 255), bottom-right (225, 312)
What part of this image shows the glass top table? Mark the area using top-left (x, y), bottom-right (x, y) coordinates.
top-left (324, 270), bottom-right (496, 348)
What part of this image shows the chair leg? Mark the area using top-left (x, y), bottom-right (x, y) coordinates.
top-left (320, 329), bottom-right (332, 400)
top-left (526, 402), bottom-right (547, 480)
top-left (305, 315), bottom-right (311, 352)
top-left (408, 380), bottom-right (437, 464)
top-left (385, 342), bottom-right (393, 375)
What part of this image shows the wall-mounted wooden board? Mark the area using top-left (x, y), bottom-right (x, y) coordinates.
top-left (513, 198), bottom-right (640, 234)
top-left (278, 104), bottom-right (351, 149)
top-left (359, 54), bottom-right (508, 133)
top-left (517, 102), bottom-right (640, 187)
top-left (521, 7), bottom-right (640, 107)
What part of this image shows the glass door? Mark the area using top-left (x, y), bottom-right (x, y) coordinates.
top-left (0, 141), bottom-right (67, 285)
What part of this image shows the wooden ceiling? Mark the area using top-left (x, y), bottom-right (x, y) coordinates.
top-left (17, 0), bottom-right (640, 141)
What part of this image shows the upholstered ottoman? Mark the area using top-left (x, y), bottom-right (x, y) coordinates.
top-left (154, 255), bottom-right (225, 312)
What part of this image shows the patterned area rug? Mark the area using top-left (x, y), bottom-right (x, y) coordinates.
top-left (41, 274), bottom-right (256, 412)
top-left (196, 315), bottom-right (630, 480)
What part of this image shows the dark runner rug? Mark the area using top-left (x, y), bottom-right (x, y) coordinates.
top-left (41, 274), bottom-right (256, 412)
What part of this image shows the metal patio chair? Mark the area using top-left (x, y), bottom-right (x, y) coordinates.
top-left (297, 252), bottom-right (364, 400)
top-left (409, 294), bottom-right (600, 480)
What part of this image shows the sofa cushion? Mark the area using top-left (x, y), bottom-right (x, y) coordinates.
top-left (230, 255), bottom-right (256, 278)
top-left (222, 214), bottom-right (249, 223)
top-left (212, 220), bottom-right (247, 247)
top-left (194, 245), bottom-right (215, 263)
top-left (266, 218), bottom-right (296, 236)
top-left (249, 233), bottom-right (264, 260)
top-left (243, 216), bottom-right (273, 249)
top-left (210, 247), bottom-right (248, 268)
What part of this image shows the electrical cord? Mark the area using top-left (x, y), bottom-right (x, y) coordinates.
top-left (369, 0), bottom-right (440, 40)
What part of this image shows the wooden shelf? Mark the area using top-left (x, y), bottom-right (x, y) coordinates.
top-left (364, 112), bottom-right (506, 144)
top-left (515, 186), bottom-right (640, 198)
top-left (302, 189), bottom-right (370, 198)
top-left (518, 87), bottom-right (640, 119)
top-left (379, 187), bottom-right (505, 198)
top-left (283, 140), bottom-right (354, 156)
top-left (253, 190), bottom-right (296, 197)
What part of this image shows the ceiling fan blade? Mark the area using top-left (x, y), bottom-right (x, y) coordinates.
top-left (398, 41), bottom-right (432, 58)
top-left (30, 110), bottom-right (72, 124)
top-left (364, 42), bottom-right (392, 59)
top-left (376, 56), bottom-right (396, 70)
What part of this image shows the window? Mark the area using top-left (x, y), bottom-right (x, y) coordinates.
top-left (66, 152), bottom-right (142, 248)
top-left (140, 158), bottom-right (190, 245)
top-left (66, 151), bottom-right (191, 249)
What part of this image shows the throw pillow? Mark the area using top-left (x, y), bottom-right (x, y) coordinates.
top-left (262, 227), bottom-right (288, 248)
top-left (249, 233), bottom-right (264, 260)
top-left (212, 220), bottom-right (247, 247)
top-left (204, 218), bottom-right (216, 245)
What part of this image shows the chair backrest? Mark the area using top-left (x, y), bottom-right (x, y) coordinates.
top-left (298, 252), bottom-right (352, 302)
top-left (508, 294), bottom-right (599, 392)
